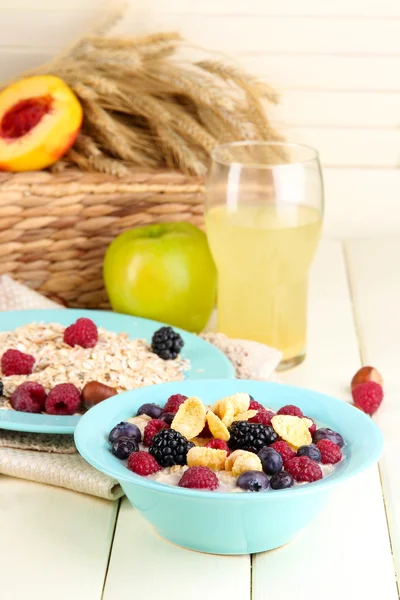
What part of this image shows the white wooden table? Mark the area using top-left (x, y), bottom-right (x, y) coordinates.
top-left (2, 238), bottom-right (399, 600)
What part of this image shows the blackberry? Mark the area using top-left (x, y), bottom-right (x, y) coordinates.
top-left (151, 327), bottom-right (184, 360)
top-left (0, 381), bottom-right (3, 396)
top-left (149, 428), bottom-right (194, 467)
top-left (228, 421), bottom-right (278, 453)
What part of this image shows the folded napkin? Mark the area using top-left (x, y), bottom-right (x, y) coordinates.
top-left (0, 275), bottom-right (281, 500)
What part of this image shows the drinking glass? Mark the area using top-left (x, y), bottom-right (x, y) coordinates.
top-left (205, 141), bottom-right (324, 370)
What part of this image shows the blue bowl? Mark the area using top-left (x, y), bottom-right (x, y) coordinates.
top-left (75, 379), bottom-right (383, 555)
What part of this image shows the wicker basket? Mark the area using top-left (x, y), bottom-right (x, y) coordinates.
top-left (0, 168), bottom-right (205, 309)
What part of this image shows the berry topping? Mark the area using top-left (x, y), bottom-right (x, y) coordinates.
top-left (10, 381), bottom-right (46, 413)
top-left (277, 404), bottom-right (304, 418)
top-left (143, 419), bottom-right (170, 446)
top-left (0, 381), bottom-right (3, 396)
top-left (352, 381), bottom-right (383, 416)
top-left (109, 422), bottom-right (141, 444)
top-left (286, 456), bottom-right (323, 483)
top-left (258, 447), bottom-right (283, 475)
top-left (205, 438), bottom-right (230, 454)
top-left (128, 451), bottom-right (161, 476)
top-left (45, 383), bottom-right (81, 415)
top-left (305, 416), bottom-right (317, 435)
top-left (249, 410), bottom-right (274, 426)
top-left (63, 318), bottom-right (98, 349)
top-left (1, 349), bottom-right (35, 376)
top-left (160, 412), bottom-right (175, 426)
top-left (136, 403), bottom-right (164, 419)
top-left (228, 421), bottom-right (278, 454)
top-left (149, 428), bottom-right (194, 467)
top-left (237, 470), bottom-right (270, 492)
top-left (178, 466), bottom-right (218, 490)
top-left (163, 393), bottom-right (188, 414)
top-left (297, 444), bottom-right (321, 462)
top-left (249, 400), bottom-right (266, 412)
top-left (270, 440), bottom-right (296, 466)
top-left (112, 437), bottom-right (138, 460)
top-left (316, 439), bottom-right (342, 464)
top-left (312, 427), bottom-right (344, 448)
top-left (151, 327), bottom-right (184, 360)
top-left (270, 471), bottom-right (294, 490)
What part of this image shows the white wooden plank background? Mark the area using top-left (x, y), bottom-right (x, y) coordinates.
top-left (0, 477), bottom-right (118, 600)
top-left (345, 238), bottom-right (400, 577)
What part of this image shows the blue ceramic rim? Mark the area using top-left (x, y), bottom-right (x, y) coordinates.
top-left (74, 379), bottom-right (384, 501)
top-left (0, 309), bottom-right (234, 434)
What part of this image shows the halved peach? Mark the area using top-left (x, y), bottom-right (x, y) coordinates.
top-left (0, 75), bottom-right (83, 171)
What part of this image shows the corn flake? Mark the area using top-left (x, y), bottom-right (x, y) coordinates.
top-left (225, 449), bottom-right (247, 471)
top-left (187, 447), bottom-right (227, 471)
top-left (206, 411), bottom-right (230, 441)
top-left (271, 415), bottom-right (312, 450)
top-left (171, 396), bottom-right (206, 440)
top-left (232, 451), bottom-right (263, 477)
top-left (232, 409), bottom-right (257, 422)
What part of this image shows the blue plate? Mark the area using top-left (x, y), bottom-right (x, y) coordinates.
top-left (75, 379), bottom-right (383, 554)
top-left (0, 309), bottom-right (234, 434)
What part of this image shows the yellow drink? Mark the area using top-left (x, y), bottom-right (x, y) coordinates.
top-left (205, 204), bottom-right (322, 363)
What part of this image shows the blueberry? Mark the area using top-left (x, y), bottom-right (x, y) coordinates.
top-left (258, 447), bottom-right (283, 475)
top-left (160, 412), bottom-right (175, 426)
top-left (313, 427), bottom-right (344, 448)
top-left (270, 471), bottom-right (294, 490)
top-left (111, 436), bottom-right (138, 460)
top-left (137, 403), bottom-right (164, 419)
top-left (108, 421), bottom-right (141, 443)
top-left (297, 444), bottom-right (321, 462)
top-left (237, 470), bottom-right (270, 492)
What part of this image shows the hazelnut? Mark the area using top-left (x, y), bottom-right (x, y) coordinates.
top-left (351, 366), bottom-right (383, 391)
top-left (82, 381), bottom-right (118, 410)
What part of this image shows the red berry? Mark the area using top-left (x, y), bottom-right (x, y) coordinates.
top-left (249, 410), bottom-right (275, 426)
top-left (143, 418), bottom-right (169, 446)
top-left (63, 318), bottom-right (98, 349)
top-left (249, 400), bottom-right (266, 412)
top-left (316, 439), bottom-right (342, 464)
top-left (163, 393), bottom-right (187, 414)
top-left (205, 439), bottom-right (230, 454)
top-left (286, 456), bottom-right (323, 483)
top-left (277, 404), bottom-right (304, 418)
top-left (128, 451), bottom-right (161, 476)
top-left (199, 423), bottom-right (212, 437)
top-left (179, 466), bottom-right (218, 490)
top-left (352, 381), bottom-right (383, 416)
top-left (45, 383), bottom-right (81, 415)
top-left (270, 440), bottom-right (296, 467)
top-left (11, 381), bottom-right (46, 413)
top-left (2, 349), bottom-right (35, 376)
top-left (305, 416), bottom-right (317, 434)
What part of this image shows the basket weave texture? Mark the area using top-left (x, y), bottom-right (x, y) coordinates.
top-left (0, 168), bottom-right (205, 309)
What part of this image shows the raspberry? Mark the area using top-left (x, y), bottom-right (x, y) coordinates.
top-left (1, 349), bottom-right (35, 376)
top-left (205, 438), bottom-right (230, 454)
top-left (249, 410), bottom-right (274, 426)
top-left (316, 439), bottom-right (342, 464)
top-left (179, 466), bottom-right (218, 490)
top-left (270, 440), bottom-right (296, 467)
top-left (63, 318), bottom-right (98, 349)
top-left (128, 451), bottom-right (161, 475)
top-left (249, 400), bottom-right (266, 412)
top-left (286, 456), bottom-right (323, 483)
top-left (10, 381), bottom-right (46, 413)
top-left (305, 416), bottom-right (317, 434)
top-left (199, 423), bottom-right (212, 437)
top-left (163, 393), bottom-right (187, 414)
top-left (143, 419), bottom-right (169, 446)
top-left (45, 383), bottom-right (81, 415)
top-left (277, 404), bottom-right (304, 418)
top-left (352, 381), bottom-right (383, 416)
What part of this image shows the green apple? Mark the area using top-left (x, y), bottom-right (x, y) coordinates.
top-left (103, 222), bottom-right (217, 332)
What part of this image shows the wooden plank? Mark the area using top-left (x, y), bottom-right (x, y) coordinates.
top-left (9, 0), bottom-right (400, 16)
top-left (345, 238), bottom-right (400, 579)
top-left (1, 11), bottom-right (399, 55)
top-left (0, 477), bottom-right (118, 600)
top-left (103, 497), bottom-right (251, 600)
top-left (242, 54), bottom-right (400, 92)
top-left (253, 241), bottom-right (398, 600)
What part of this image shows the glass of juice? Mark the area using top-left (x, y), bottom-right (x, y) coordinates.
top-left (205, 141), bottom-right (323, 370)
